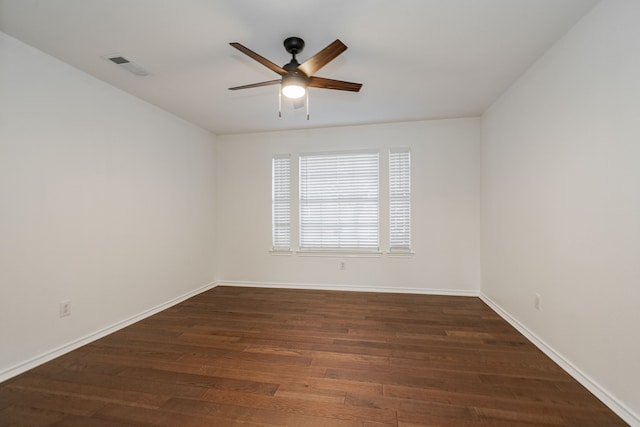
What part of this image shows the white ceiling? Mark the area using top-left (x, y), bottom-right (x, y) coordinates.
top-left (0, 0), bottom-right (597, 135)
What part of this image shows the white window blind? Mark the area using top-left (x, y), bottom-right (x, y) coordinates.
top-left (272, 155), bottom-right (291, 250)
top-left (300, 152), bottom-right (379, 251)
top-left (389, 149), bottom-right (411, 251)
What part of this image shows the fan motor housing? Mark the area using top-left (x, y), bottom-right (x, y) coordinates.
top-left (284, 37), bottom-right (305, 55)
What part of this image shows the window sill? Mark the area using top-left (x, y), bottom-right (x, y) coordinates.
top-left (270, 249), bottom-right (413, 258)
top-left (296, 250), bottom-right (383, 258)
top-left (387, 250), bottom-right (415, 258)
top-left (269, 249), bottom-right (293, 255)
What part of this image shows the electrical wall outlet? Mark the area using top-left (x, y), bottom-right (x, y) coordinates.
top-left (534, 294), bottom-right (541, 311)
top-left (59, 300), bottom-right (71, 317)
top-left (340, 261), bottom-right (346, 270)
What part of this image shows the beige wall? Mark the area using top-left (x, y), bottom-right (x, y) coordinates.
top-left (216, 118), bottom-right (481, 293)
top-left (0, 32), bottom-right (218, 378)
top-left (481, 1), bottom-right (640, 422)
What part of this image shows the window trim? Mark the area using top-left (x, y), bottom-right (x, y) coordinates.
top-left (269, 148), bottom-right (413, 257)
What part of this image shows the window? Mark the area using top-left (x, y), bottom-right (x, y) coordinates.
top-left (272, 155), bottom-right (290, 250)
top-left (389, 149), bottom-right (411, 252)
top-left (299, 151), bottom-right (379, 251)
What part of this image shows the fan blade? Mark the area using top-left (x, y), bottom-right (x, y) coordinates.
top-left (308, 76), bottom-right (362, 92)
top-left (298, 39), bottom-right (347, 77)
top-left (228, 79), bottom-right (281, 91)
top-left (230, 42), bottom-right (287, 76)
top-left (292, 98), bottom-right (305, 109)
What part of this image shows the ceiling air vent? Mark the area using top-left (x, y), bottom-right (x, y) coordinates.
top-left (104, 54), bottom-right (149, 76)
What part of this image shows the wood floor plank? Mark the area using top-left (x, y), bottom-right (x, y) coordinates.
top-left (275, 383), bottom-right (347, 404)
top-left (161, 397), bottom-right (363, 427)
top-left (50, 414), bottom-right (141, 427)
top-left (0, 286), bottom-right (628, 426)
top-left (0, 404), bottom-right (66, 427)
top-left (208, 367), bottom-right (384, 396)
top-left (2, 375), bottom-right (168, 410)
top-left (116, 367), bottom-right (280, 396)
top-left (0, 386), bottom-right (106, 418)
top-left (201, 388), bottom-right (399, 425)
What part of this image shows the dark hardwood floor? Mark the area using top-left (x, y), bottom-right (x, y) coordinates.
top-left (0, 286), bottom-right (627, 426)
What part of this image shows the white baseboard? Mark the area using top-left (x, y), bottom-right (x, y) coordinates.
top-left (480, 292), bottom-right (639, 427)
top-left (0, 281), bottom-right (219, 383)
top-left (218, 280), bottom-right (480, 297)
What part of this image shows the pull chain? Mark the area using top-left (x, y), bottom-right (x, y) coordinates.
top-left (306, 91), bottom-right (310, 120)
top-left (278, 88), bottom-right (282, 118)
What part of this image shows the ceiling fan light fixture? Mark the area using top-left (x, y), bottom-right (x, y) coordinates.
top-left (281, 75), bottom-right (307, 99)
top-left (282, 84), bottom-right (305, 99)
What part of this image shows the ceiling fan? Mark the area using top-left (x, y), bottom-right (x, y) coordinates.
top-left (228, 37), bottom-right (362, 116)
